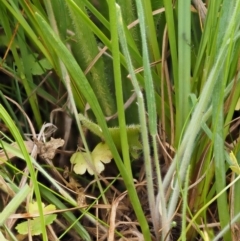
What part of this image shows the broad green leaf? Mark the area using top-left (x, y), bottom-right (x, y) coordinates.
top-left (91, 142), bottom-right (112, 163)
top-left (78, 114), bottom-right (142, 158)
top-left (16, 215), bottom-right (57, 235)
top-left (109, 125), bottom-right (142, 159)
top-left (28, 202), bottom-right (56, 214)
top-left (15, 201), bottom-right (57, 236)
top-left (70, 142), bottom-right (112, 175)
top-left (24, 53), bottom-right (52, 75)
top-left (28, 202), bottom-right (44, 214)
top-left (70, 152), bottom-right (89, 175)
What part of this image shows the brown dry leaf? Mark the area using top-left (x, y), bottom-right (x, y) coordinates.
top-left (108, 193), bottom-right (127, 241)
top-left (0, 140), bottom-right (34, 164)
top-left (66, 177), bottom-right (85, 207)
top-left (0, 175), bottom-right (15, 197)
top-left (34, 137), bottom-right (64, 160)
top-left (67, 176), bottom-right (82, 191)
top-left (63, 166), bottom-right (69, 179)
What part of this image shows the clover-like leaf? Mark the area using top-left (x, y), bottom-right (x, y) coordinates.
top-left (15, 201), bottom-right (57, 236)
top-left (70, 142), bottom-right (112, 175)
top-left (91, 142), bottom-right (112, 174)
top-left (16, 215), bottom-right (57, 235)
top-left (70, 152), bottom-right (89, 175)
top-left (28, 202), bottom-right (45, 214)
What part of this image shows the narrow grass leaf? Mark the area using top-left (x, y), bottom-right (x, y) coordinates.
top-left (0, 185), bottom-right (31, 226)
top-left (116, 4), bottom-right (154, 240)
top-left (0, 106), bottom-right (48, 241)
top-left (177, 0), bottom-right (191, 140)
top-left (34, 11), bottom-right (151, 240)
top-left (108, 0), bottom-right (132, 176)
top-left (67, 0), bottom-right (116, 116)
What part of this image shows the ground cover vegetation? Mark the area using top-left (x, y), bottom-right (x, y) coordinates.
top-left (0, 0), bottom-right (240, 240)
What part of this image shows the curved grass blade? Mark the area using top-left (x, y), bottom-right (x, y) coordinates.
top-left (34, 11), bottom-right (151, 241)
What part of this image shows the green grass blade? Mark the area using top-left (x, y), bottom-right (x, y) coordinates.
top-left (141, 0), bottom-right (161, 63)
top-left (34, 11), bottom-right (151, 241)
top-left (186, 174), bottom-right (240, 237)
top-left (67, 0), bottom-right (116, 117)
top-left (180, 165), bottom-right (191, 241)
top-left (165, 10), bottom-right (240, 225)
top-left (136, 1), bottom-right (157, 135)
top-left (0, 185), bottom-right (31, 226)
top-left (0, 140), bottom-right (91, 239)
top-left (40, 186), bottom-right (91, 240)
top-left (17, 28), bottom-right (43, 128)
top-left (81, 0), bottom-right (110, 30)
top-left (0, 105), bottom-right (48, 241)
top-left (0, 3), bottom-right (42, 129)
top-left (211, 2), bottom-right (240, 239)
top-left (116, 4), bottom-right (154, 240)
top-left (0, 91), bottom-right (24, 136)
top-left (162, 0), bottom-right (178, 106)
top-left (176, 0), bottom-right (191, 139)
top-left (108, 0), bottom-right (132, 177)
top-left (135, 1), bottom-right (167, 239)
top-left (1, 0), bottom-right (53, 65)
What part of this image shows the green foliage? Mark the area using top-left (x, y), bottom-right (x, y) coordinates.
top-left (78, 113), bottom-right (142, 158)
top-left (0, 0), bottom-right (240, 240)
top-left (67, 0), bottom-right (116, 117)
top-left (236, 98), bottom-right (240, 110)
top-left (23, 53), bottom-right (52, 76)
top-left (70, 142), bottom-right (113, 175)
top-left (16, 202), bottom-right (57, 236)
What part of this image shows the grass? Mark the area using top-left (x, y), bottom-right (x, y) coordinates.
top-left (0, 0), bottom-right (240, 240)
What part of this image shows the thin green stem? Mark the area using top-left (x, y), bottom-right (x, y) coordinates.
top-left (35, 11), bottom-right (152, 241)
top-left (180, 165), bottom-right (191, 241)
top-left (116, 4), bottom-right (153, 240)
top-left (135, 0), bottom-right (167, 239)
top-left (162, 0), bottom-right (178, 115)
top-left (165, 30), bottom-right (233, 224)
top-left (0, 106), bottom-right (48, 241)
